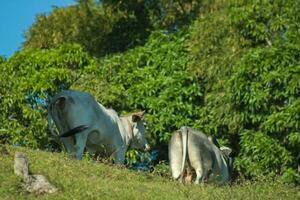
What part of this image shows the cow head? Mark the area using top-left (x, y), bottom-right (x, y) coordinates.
top-left (130, 111), bottom-right (150, 151)
top-left (220, 146), bottom-right (233, 178)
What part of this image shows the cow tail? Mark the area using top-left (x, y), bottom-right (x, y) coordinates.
top-left (47, 93), bottom-right (68, 137)
top-left (47, 103), bottom-right (58, 137)
top-left (180, 126), bottom-right (188, 181)
top-left (59, 125), bottom-right (89, 137)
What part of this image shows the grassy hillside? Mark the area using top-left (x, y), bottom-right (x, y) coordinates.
top-left (0, 145), bottom-right (298, 200)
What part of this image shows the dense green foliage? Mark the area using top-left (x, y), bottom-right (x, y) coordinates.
top-left (230, 45), bottom-right (300, 179)
top-left (1, 0), bottom-right (299, 184)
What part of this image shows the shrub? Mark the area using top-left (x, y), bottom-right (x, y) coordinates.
top-left (228, 44), bottom-right (300, 182)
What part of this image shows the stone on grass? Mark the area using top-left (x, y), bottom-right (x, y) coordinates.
top-left (14, 152), bottom-right (57, 195)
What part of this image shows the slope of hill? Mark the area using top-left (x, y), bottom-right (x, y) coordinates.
top-left (0, 145), bottom-right (298, 200)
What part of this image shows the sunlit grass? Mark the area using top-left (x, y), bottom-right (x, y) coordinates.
top-left (0, 145), bottom-right (299, 200)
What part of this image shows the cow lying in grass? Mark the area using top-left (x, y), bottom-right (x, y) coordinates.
top-left (169, 126), bottom-right (233, 185)
top-left (48, 90), bottom-right (150, 164)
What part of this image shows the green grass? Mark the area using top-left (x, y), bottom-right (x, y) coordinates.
top-left (0, 145), bottom-right (299, 200)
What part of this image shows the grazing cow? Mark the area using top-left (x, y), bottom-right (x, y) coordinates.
top-left (48, 90), bottom-right (150, 164)
top-left (168, 126), bottom-right (233, 185)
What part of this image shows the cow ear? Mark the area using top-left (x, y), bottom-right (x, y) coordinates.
top-left (220, 146), bottom-right (232, 157)
top-left (132, 111), bottom-right (145, 122)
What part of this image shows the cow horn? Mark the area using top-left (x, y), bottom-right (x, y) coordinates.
top-left (132, 111), bottom-right (145, 122)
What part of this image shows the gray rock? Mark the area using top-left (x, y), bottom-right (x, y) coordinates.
top-left (14, 152), bottom-right (57, 195)
top-left (14, 152), bottom-right (29, 178)
top-left (23, 174), bottom-right (57, 195)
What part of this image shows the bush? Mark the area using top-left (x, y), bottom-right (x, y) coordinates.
top-left (236, 130), bottom-right (293, 177)
top-left (229, 0), bottom-right (300, 47)
top-left (227, 44), bottom-right (300, 182)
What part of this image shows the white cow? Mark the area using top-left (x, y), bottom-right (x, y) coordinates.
top-left (48, 90), bottom-right (150, 164)
top-left (169, 126), bottom-right (233, 185)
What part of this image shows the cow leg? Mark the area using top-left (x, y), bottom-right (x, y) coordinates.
top-left (194, 167), bottom-right (203, 184)
top-left (74, 132), bottom-right (89, 160)
top-left (61, 137), bottom-right (76, 156)
top-left (193, 159), bottom-right (211, 185)
top-left (113, 146), bottom-right (126, 164)
top-left (170, 165), bottom-right (182, 182)
top-left (190, 154), bottom-right (206, 184)
top-left (194, 166), bottom-right (210, 184)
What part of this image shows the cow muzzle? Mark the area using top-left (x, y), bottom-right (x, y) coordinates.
top-left (144, 143), bottom-right (151, 151)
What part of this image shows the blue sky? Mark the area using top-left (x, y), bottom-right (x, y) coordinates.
top-left (0, 0), bottom-right (75, 58)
